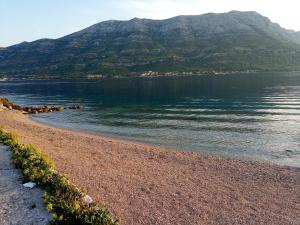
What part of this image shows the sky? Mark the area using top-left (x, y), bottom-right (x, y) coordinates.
top-left (1, 0), bottom-right (299, 47)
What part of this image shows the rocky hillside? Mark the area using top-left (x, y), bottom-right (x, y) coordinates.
top-left (1, 11), bottom-right (300, 79)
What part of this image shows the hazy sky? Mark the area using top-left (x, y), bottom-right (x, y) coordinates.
top-left (1, 0), bottom-right (299, 47)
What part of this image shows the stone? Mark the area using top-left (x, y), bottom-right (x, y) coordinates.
top-left (23, 182), bottom-right (36, 189)
top-left (12, 105), bottom-right (23, 110)
top-left (57, 106), bottom-right (64, 111)
top-left (83, 195), bottom-right (93, 204)
top-left (69, 105), bottom-right (82, 110)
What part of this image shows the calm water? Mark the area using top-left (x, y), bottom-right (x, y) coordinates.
top-left (0, 72), bottom-right (300, 167)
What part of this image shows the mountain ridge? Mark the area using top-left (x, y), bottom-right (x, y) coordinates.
top-left (1, 11), bottom-right (300, 79)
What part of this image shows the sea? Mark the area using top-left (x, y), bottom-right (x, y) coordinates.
top-left (1, 72), bottom-right (299, 167)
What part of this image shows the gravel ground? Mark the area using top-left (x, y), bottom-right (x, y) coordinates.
top-left (0, 145), bottom-right (50, 225)
top-left (1, 110), bottom-right (300, 225)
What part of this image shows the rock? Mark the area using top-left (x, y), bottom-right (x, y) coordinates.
top-left (1, 97), bottom-right (81, 114)
top-left (69, 105), bottom-right (82, 110)
top-left (0, 97), bottom-right (23, 111)
top-left (12, 105), bottom-right (23, 110)
top-left (23, 182), bottom-right (36, 189)
top-left (0, 97), bottom-right (12, 108)
top-left (0, 103), bottom-right (6, 110)
top-left (42, 106), bottom-right (50, 113)
top-left (83, 195), bottom-right (93, 204)
top-left (57, 106), bottom-right (64, 111)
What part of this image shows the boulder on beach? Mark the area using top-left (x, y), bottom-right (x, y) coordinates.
top-left (0, 97), bottom-right (13, 109)
top-left (12, 104), bottom-right (23, 110)
top-left (1, 97), bottom-right (23, 111)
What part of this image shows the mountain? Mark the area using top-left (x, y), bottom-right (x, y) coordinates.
top-left (1, 11), bottom-right (300, 79)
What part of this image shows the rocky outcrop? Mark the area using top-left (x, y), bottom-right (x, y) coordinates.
top-left (22, 106), bottom-right (65, 114)
top-left (0, 97), bottom-right (82, 114)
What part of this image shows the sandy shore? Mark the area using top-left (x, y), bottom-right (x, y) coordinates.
top-left (0, 110), bottom-right (299, 225)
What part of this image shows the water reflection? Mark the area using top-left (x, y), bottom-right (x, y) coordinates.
top-left (0, 72), bottom-right (299, 167)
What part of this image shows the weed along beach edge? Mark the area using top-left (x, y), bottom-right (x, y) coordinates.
top-left (0, 127), bottom-right (119, 225)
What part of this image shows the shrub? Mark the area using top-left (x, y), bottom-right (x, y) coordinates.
top-left (0, 128), bottom-right (119, 225)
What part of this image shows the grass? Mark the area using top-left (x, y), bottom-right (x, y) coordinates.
top-left (0, 127), bottom-right (119, 225)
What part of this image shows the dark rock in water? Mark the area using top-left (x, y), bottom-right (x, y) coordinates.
top-left (25, 107), bottom-right (31, 113)
top-left (42, 107), bottom-right (50, 113)
top-left (68, 105), bottom-right (82, 110)
top-left (23, 105), bottom-right (65, 114)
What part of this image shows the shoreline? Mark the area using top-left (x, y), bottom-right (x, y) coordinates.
top-left (2, 70), bottom-right (299, 82)
top-left (30, 114), bottom-right (285, 167)
top-left (31, 112), bottom-right (300, 168)
top-left (0, 110), bottom-right (299, 225)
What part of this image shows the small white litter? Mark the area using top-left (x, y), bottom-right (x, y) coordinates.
top-left (23, 182), bottom-right (36, 189)
top-left (49, 168), bottom-right (58, 173)
top-left (83, 195), bottom-right (93, 204)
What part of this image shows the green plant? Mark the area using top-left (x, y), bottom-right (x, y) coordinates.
top-left (0, 128), bottom-right (119, 225)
